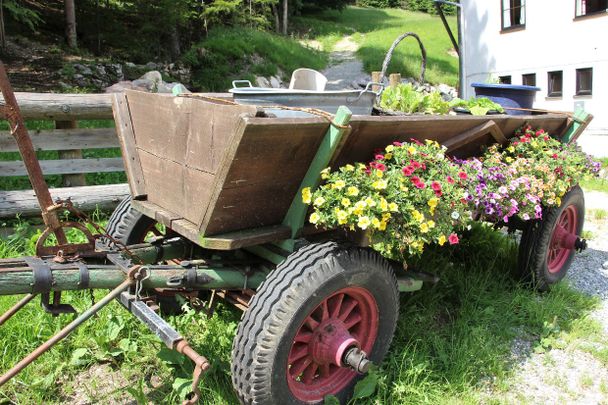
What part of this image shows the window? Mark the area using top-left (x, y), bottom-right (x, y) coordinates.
top-left (502, 0), bottom-right (526, 30)
top-left (576, 68), bottom-right (593, 95)
top-left (522, 73), bottom-right (536, 86)
top-left (548, 71), bottom-right (563, 97)
top-left (499, 75), bottom-right (512, 84)
top-left (576, 0), bottom-right (608, 17)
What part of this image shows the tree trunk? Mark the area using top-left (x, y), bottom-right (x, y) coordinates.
top-left (64, 0), bottom-right (77, 48)
top-left (272, 5), bottom-right (280, 33)
top-left (282, 0), bottom-right (288, 35)
top-left (169, 25), bottom-right (181, 59)
top-left (0, 0), bottom-right (6, 50)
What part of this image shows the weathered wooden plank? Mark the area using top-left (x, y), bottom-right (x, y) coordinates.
top-left (0, 183), bottom-right (129, 218)
top-left (0, 92), bottom-right (113, 120)
top-left (442, 120), bottom-right (507, 153)
top-left (0, 127), bottom-right (118, 152)
top-left (112, 92), bottom-right (146, 198)
top-left (56, 120), bottom-right (86, 187)
top-left (0, 157), bottom-right (125, 177)
top-left (200, 225), bottom-right (292, 250)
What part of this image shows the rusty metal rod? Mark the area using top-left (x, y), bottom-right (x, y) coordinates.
top-left (0, 294), bottom-right (36, 327)
top-left (0, 61), bottom-right (67, 245)
top-left (0, 279), bottom-right (133, 388)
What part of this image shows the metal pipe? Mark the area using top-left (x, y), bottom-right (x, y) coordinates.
top-left (434, 2), bottom-right (459, 54)
top-left (433, 0), bottom-right (465, 98)
top-left (0, 278), bottom-right (133, 388)
top-left (0, 293), bottom-right (36, 327)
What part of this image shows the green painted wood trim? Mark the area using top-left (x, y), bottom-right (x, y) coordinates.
top-left (562, 108), bottom-right (591, 144)
top-left (281, 106), bottom-right (353, 242)
top-left (397, 277), bottom-right (424, 292)
top-left (244, 245), bottom-right (288, 266)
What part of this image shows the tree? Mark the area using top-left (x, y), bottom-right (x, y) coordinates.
top-left (64, 0), bottom-right (77, 48)
top-left (282, 0), bottom-right (287, 35)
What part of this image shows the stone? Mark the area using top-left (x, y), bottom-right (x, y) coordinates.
top-left (125, 62), bottom-right (136, 68)
top-left (104, 81), bottom-right (134, 93)
top-left (145, 62), bottom-right (158, 70)
top-left (269, 76), bottom-right (282, 88)
top-left (603, 261), bottom-right (608, 270)
top-left (255, 76), bottom-right (271, 88)
top-left (140, 70), bottom-right (162, 84)
top-left (132, 79), bottom-right (155, 91)
top-left (96, 65), bottom-right (107, 77)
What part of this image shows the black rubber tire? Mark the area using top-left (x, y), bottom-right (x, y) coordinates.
top-left (524, 186), bottom-right (585, 291)
top-left (231, 241), bottom-right (399, 405)
top-left (105, 196), bottom-right (156, 246)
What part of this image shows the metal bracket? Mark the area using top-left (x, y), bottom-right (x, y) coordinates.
top-left (41, 292), bottom-right (76, 316)
top-left (24, 257), bottom-right (53, 294)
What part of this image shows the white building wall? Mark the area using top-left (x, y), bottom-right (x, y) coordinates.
top-left (461, 0), bottom-right (608, 132)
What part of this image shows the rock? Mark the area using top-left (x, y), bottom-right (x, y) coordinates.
top-left (95, 65), bottom-right (107, 77)
top-left (269, 76), bottom-right (282, 88)
top-left (145, 62), bottom-right (158, 70)
top-left (603, 261), bottom-right (608, 270)
top-left (104, 81), bottom-right (134, 93)
top-left (255, 77), bottom-right (271, 88)
top-left (140, 70), bottom-right (162, 84)
top-left (125, 62), bottom-right (136, 68)
top-left (132, 78), bottom-right (155, 91)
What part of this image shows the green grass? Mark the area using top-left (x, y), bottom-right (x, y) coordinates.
top-left (0, 224), bottom-right (601, 404)
top-left (183, 27), bottom-right (328, 92)
top-left (581, 157), bottom-right (608, 193)
top-left (294, 7), bottom-right (459, 86)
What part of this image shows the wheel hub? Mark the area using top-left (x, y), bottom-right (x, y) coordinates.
top-left (287, 287), bottom-right (379, 402)
top-left (547, 205), bottom-right (580, 274)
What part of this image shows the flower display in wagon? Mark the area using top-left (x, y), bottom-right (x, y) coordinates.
top-left (302, 140), bottom-right (472, 258)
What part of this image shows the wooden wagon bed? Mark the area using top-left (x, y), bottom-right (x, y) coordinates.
top-left (113, 91), bottom-right (573, 250)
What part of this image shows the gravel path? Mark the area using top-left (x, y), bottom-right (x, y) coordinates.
top-left (497, 189), bottom-right (608, 404)
top-left (322, 36), bottom-right (369, 90)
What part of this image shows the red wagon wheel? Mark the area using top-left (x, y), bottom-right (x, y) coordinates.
top-left (520, 186), bottom-right (586, 291)
top-left (231, 242), bottom-right (398, 404)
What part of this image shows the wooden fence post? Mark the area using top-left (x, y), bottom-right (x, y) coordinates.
top-left (371, 71), bottom-right (381, 93)
top-left (55, 120), bottom-right (86, 187)
top-left (389, 73), bottom-right (401, 88)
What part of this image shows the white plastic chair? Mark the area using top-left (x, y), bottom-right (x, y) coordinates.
top-left (289, 68), bottom-right (328, 91)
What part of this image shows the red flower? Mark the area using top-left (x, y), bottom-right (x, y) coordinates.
top-left (431, 181), bottom-right (442, 192)
top-left (410, 175), bottom-right (421, 184)
top-left (535, 130), bottom-right (545, 137)
top-left (410, 138), bottom-right (424, 145)
top-left (375, 163), bottom-right (386, 172)
top-left (447, 176), bottom-right (455, 184)
top-left (448, 233), bottom-right (459, 245)
top-left (393, 141), bottom-right (402, 147)
top-left (458, 171), bottom-right (468, 180)
top-left (434, 190), bottom-right (443, 197)
top-left (415, 182), bottom-right (426, 189)
top-left (544, 136), bottom-right (550, 141)
top-left (551, 153), bottom-right (558, 159)
top-left (375, 154), bottom-right (385, 160)
top-left (402, 166), bottom-right (414, 176)
top-left (513, 141), bottom-right (519, 146)
top-left (411, 160), bottom-right (421, 169)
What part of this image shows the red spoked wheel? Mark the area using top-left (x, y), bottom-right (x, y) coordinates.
top-left (547, 205), bottom-right (578, 274)
top-left (231, 242), bottom-right (399, 405)
top-left (522, 186), bottom-right (586, 291)
top-left (287, 287), bottom-right (379, 402)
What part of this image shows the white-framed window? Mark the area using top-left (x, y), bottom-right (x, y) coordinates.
top-left (576, 0), bottom-right (608, 17)
top-left (502, 0), bottom-right (526, 30)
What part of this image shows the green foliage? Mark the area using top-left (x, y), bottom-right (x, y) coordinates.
top-left (379, 83), bottom-right (450, 114)
top-left (449, 96), bottom-right (505, 115)
top-left (2, 0), bottom-right (43, 31)
top-left (356, 0), bottom-right (401, 8)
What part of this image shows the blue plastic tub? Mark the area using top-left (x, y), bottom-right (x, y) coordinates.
top-left (471, 83), bottom-right (540, 116)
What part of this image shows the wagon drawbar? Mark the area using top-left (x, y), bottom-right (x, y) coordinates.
top-left (0, 69), bottom-right (593, 404)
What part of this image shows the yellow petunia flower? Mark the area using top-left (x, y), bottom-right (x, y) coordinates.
top-left (412, 209), bottom-right (425, 223)
top-left (384, 153), bottom-right (393, 160)
top-left (373, 179), bottom-right (388, 190)
top-left (428, 198), bottom-right (439, 209)
top-left (313, 196), bottom-right (325, 207)
top-left (420, 222), bottom-right (429, 233)
top-left (344, 164), bottom-right (355, 172)
top-left (336, 210), bottom-right (348, 225)
top-left (372, 217), bottom-right (381, 229)
top-left (382, 212), bottom-right (392, 221)
top-left (378, 220), bottom-right (387, 231)
top-left (408, 146), bottom-right (417, 155)
top-left (365, 197), bottom-right (377, 207)
top-left (427, 220), bottom-right (435, 229)
top-left (309, 212), bottom-right (320, 224)
top-left (320, 167), bottom-right (331, 179)
top-left (438, 235), bottom-right (446, 246)
top-left (332, 180), bottom-right (346, 190)
top-left (388, 202), bottom-right (399, 212)
top-left (341, 198), bottom-right (351, 207)
top-left (380, 198), bottom-right (389, 212)
top-left (357, 216), bottom-right (371, 230)
top-left (385, 145), bottom-right (394, 153)
top-left (375, 170), bottom-right (383, 178)
top-left (347, 186), bottom-right (359, 196)
top-left (301, 187), bottom-right (312, 204)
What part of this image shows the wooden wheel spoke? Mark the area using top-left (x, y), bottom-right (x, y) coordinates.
top-left (344, 313), bottom-right (362, 330)
top-left (290, 357), bottom-right (312, 379)
top-left (302, 362), bottom-right (319, 385)
top-left (331, 293), bottom-right (344, 318)
top-left (305, 316), bottom-right (319, 331)
top-left (321, 300), bottom-right (330, 322)
top-left (289, 345), bottom-right (309, 364)
top-left (338, 299), bottom-right (357, 321)
top-left (294, 331), bottom-right (312, 344)
top-left (320, 364), bottom-right (331, 378)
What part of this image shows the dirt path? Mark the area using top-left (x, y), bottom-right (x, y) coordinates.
top-left (494, 190), bottom-right (608, 403)
top-left (322, 36), bottom-right (368, 90)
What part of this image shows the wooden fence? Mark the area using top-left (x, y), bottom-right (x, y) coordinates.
top-left (0, 93), bottom-right (130, 218)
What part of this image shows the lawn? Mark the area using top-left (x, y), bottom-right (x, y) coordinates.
top-left (0, 224), bottom-right (601, 404)
top-left (294, 7), bottom-right (459, 86)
